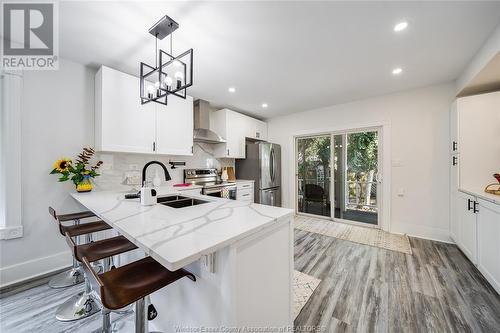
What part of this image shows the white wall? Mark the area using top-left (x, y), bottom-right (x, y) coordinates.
top-left (0, 60), bottom-right (95, 286)
top-left (0, 59), bottom-right (233, 287)
top-left (267, 83), bottom-right (455, 242)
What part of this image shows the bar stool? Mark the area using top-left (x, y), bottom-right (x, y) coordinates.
top-left (56, 231), bottom-right (138, 322)
top-left (81, 255), bottom-right (196, 333)
top-left (48, 207), bottom-right (110, 288)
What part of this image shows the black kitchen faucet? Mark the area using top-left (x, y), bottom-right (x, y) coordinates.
top-left (142, 161), bottom-right (171, 185)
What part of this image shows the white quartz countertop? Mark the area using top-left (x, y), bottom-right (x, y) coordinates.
top-left (71, 187), bottom-right (293, 271)
top-left (459, 187), bottom-right (500, 205)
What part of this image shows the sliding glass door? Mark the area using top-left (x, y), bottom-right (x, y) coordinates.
top-left (334, 131), bottom-right (379, 225)
top-left (296, 135), bottom-right (331, 217)
top-left (296, 129), bottom-right (381, 226)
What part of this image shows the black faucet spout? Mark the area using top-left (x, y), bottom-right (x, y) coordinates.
top-left (142, 161), bottom-right (171, 185)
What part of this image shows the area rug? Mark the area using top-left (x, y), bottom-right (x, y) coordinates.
top-left (294, 215), bottom-right (412, 255)
top-left (293, 270), bottom-right (321, 319)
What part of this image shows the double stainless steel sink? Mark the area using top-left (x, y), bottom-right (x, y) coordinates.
top-left (157, 195), bottom-right (209, 208)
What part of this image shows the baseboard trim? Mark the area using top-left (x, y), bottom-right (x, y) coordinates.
top-left (0, 250), bottom-right (72, 289)
top-left (390, 222), bottom-right (451, 244)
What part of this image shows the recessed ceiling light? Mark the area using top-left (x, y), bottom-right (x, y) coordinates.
top-left (262, 103), bottom-right (268, 108)
top-left (394, 21), bottom-right (408, 32)
top-left (392, 67), bottom-right (403, 75)
top-left (228, 87), bottom-right (236, 93)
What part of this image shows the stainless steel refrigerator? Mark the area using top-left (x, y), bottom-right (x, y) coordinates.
top-left (236, 142), bottom-right (281, 207)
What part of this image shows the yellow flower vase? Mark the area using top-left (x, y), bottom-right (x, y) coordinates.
top-left (76, 177), bottom-right (93, 193)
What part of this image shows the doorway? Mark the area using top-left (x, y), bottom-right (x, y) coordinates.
top-left (296, 128), bottom-right (381, 227)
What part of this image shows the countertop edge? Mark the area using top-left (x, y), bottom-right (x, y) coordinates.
top-left (458, 188), bottom-right (500, 205)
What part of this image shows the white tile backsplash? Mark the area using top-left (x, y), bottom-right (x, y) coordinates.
top-left (93, 143), bottom-right (234, 191)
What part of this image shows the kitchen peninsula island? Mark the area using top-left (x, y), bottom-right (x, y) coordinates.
top-left (71, 188), bottom-right (294, 332)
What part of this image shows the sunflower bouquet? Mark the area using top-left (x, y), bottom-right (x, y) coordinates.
top-left (50, 147), bottom-right (103, 192)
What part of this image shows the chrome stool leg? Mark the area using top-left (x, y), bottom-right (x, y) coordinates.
top-left (55, 231), bottom-right (101, 321)
top-left (49, 219), bottom-right (85, 288)
top-left (55, 269), bottom-right (101, 321)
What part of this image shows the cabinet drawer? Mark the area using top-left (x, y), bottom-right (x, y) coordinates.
top-left (237, 188), bottom-right (253, 201)
top-left (237, 182), bottom-right (254, 190)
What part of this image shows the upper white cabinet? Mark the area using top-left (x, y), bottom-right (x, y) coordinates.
top-left (156, 93), bottom-right (194, 155)
top-left (95, 66), bottom-right (156, 154)
top-left (95, 66), bottom-right (193, 155)
top-left (247, 117), bottom-right (268, 141)
top-left (210, 108), bottom-right (268, 159)
top-left (211, 109), bottom-right (246, 158)
top-left (454, 91), bottom-right (500, 189)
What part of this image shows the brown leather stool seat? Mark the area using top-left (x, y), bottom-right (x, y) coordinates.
top-left (66, 234), bottom-right (138, 263)
top-left (54, 210), bottom-right (96, 222)
top-left (83, 256), bottom-right (196, 310)
top-left (50, 206), bottom-right (111, 237)
top-left (62, 221), bottom-right (111, 238)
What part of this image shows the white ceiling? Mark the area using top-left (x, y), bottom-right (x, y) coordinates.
top-left (58, 1), bottom-right (500, 118)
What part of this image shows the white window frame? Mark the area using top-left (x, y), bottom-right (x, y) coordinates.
top-left (0, 71), bottom-right (23, 240)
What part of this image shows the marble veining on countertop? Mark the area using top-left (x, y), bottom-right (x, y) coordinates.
top-left (71, 188), bottom-right (293, 271)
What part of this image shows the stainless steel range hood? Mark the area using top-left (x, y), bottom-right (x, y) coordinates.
top-left (193, 99), bottom-right (226, 143)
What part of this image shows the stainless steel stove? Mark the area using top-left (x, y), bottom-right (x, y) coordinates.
top-left (184, 168), bottom-right (236, 199)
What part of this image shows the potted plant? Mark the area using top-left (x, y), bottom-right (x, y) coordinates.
top-left (50, 147), bottom-right (103, 192)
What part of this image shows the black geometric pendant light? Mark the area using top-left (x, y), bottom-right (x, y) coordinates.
top-left (140, 15), bottom-right (193, 105)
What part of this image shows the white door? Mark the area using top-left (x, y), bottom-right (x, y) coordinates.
top-left (457, 191), bottom-right (477, 263)
top-left (332, 129), bottom-right (381, 227)
top-left (156, 95), bottom-right (194, 156)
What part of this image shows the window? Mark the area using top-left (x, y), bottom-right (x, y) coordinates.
top-left (0, 71), bottom-right (23, 240)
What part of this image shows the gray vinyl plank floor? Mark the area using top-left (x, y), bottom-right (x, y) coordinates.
top-left (2, 229), bottom-right (500, 332)
top-left (294, 229), bottom-right (500, 332)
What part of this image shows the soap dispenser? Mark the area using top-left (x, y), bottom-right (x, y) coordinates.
top-left (140, 181), bottom-right (157, 206)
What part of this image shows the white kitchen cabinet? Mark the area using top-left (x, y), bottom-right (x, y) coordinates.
top-left (95, 65), bottom-right (193, 156)
top-left (457, 191), bottom-right (478, 264)
top-left (156, 94), bottom-right (194, 155)
top-left (248, 118), bottom-right (268, 141)
top-left (477, 198), bottom-right (500, 294)
top-left (95, 66), bottom-right (156, 154)
top-left (456, 91), bottom-right (500, 190)
top-left (236, 181), bottom-right (254, 203)
top-left (211, 109), bottom-right (268, 159)
top-left (450, 154), bottom-right (460, 242)
top-left (211, 109), bottom-right (246, 158)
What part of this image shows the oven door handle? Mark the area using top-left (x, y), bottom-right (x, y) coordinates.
top-left (204, 188), bottom-right (222, 195)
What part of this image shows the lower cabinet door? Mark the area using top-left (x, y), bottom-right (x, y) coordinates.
top-left (457, 191), bottom-right (477, 263)
top-left (477, 199), bottom-right (500, 294)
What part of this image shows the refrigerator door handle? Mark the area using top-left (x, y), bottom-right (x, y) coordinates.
top-left (269, 148), bottom-right (275, 184)
top-left (273, 148), bottom-right (277, 183)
